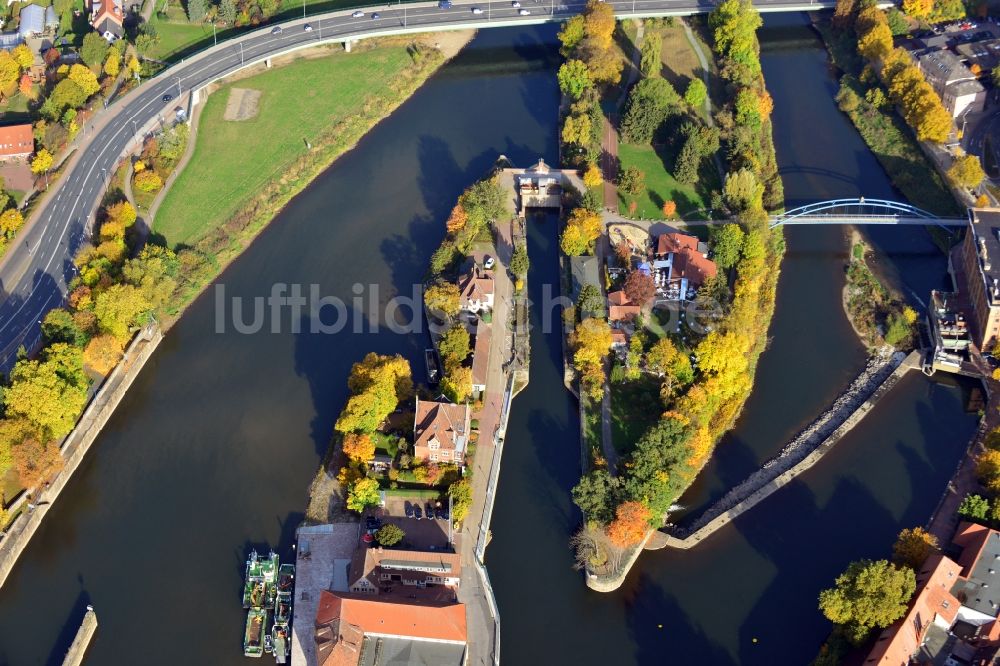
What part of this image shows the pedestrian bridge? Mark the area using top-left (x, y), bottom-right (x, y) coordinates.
top-left (768, 198), bottom-right (968, 228)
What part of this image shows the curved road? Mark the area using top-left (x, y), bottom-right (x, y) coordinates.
top-left (0, 0), bottom-right (834, 371)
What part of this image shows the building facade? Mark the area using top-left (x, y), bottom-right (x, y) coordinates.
top-left (961, 208), bottom-right (1000, 351)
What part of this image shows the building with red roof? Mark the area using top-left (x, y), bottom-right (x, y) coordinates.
top-left (0, 123), bottom-right (34, 161)
top-left (653, 232), bottom-right (717, 300)
top-left (412, 398), bottom-right (470, 465)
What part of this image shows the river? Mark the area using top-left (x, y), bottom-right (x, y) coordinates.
top-left (0, 17), bottom-right (980, 666)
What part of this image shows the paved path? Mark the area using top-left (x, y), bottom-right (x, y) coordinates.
top-left (601, 115), bottom-right (619, 214)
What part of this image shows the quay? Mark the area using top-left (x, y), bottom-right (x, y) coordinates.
top-left (61, 606), bottom-right (97, 666)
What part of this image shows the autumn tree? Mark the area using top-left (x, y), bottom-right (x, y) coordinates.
top-left (12, 437), bottom-right (63, 489)
top-left (892, 527), bottom-right (939, 569)
top-left (645, 337), bottom-right (694, 396)
top-left (442, 365), bottom-right (473, 403)
top-left (346, 477), bottom-right (381, 513)
top-left (94, 284), bottom-right (151, 340)
top-left (607, 501), bottom-right (651, 547)
top-left (582, 163), bottom-right (602, 189)
top-left (709, 0), bottom-right (763, 85)
top-left (68, 64), bottom-right (100, 97)
top-left (438, 324), bottom-right (470, 373)
top-left (134, 170), bottom-right (163, 192)
top-left (376, 523), bottom-right (405, 547)
top-left (560, 207), bottom-right (602, 256)
top-left (977, 448), bottom-right (1000, 493)
top-left (10, 44), bottom-right (32, 70)
top-left (0, 51), bottom-right (20, 96)
top-left (31, 149), bottom-right (53, 175)
top-left (448, 479), bottom-right (473, 523)
top-left (624, 270), bottom-right (656, 305)
top-left (902, 0), bottom-right (932, 18)
top-left (342, 432), bottom-right (376, 463)
top-left (83, 334), bottom-right (125, 374)
top-left (122, 244), bottom-right (180, 311)
top-left (723, 168), bottom-right (764, 213)
top-left (618, 166), bottom-right (645, 196)
top-left (818, 559), bottom-right (916, 644)
top-left (0, 208), bottom-right (24, 238)
top-left (858, 21), bottom-right (893, 62)
top-left (4, 343), bottom-right (89, 438)
top-left (103, 49), bottom-right (120, 78)
top-left (661, 200), bottom-right (677, 218)
top-left (949, 154), bottom-right (986, 190)
top-left (445, 203), bottom-right (468, 233)
top-left (571, 317), bottom-right (612, 399)
top-left (424, 281), bottom-right (461, 318)
top-left (335, 353), bottom-right (412, 433)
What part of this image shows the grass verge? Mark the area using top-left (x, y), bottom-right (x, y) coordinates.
top-left (616, 141), bottom-right (709, 219)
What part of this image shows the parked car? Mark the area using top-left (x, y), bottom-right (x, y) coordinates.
top-left (404, 501), bottom-right (414, 518)
top-left (303, 23), bottom-right (312, 31)
top-left (435, 507), bottom-right (445, 520)
top-left (352, 10), bottom-right (364, 17)
top-left (518, 8), bottom-right (530, 15)
top-left (425, 502), bottom-right (435, 518)
top-left (441, 507), bottom-right (450, 520)
top-left (414, 505), bottom-right (423, 519)
top-left (483, 255), bottom-right (495, 269)
top-left (271, 26), bottom-right (282, 34)
top-left (472, 7), bottom-right (483, 13)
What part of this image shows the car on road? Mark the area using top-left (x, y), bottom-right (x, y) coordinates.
top-left (518, 8), bottom-right (530, 14)
top-left (483, 255), bottom-right (495, 269)
top-left (352, 10), bottom-right (364, 17)
top-left (371, 12), bottom-right (380, 18)
top-left (414, 505), bottom-right (423, 519)
top-left (404, 501), bottom-right (414, 518)
top-left (439, 0), bottom-right (453, 7)
top-left (162, 94), bottom-right (172, 102)
top-left (511, 1), bottom-right (520, 6)
top-left (303, 23), bottom-right (312, 31)
top-left (271, 26), bottom-right (282, 34)
top-left (471, 6), bottom-right (483, 13)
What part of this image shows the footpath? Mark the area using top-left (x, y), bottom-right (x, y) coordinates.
top-left (0, 324), bottom-right (163, 590)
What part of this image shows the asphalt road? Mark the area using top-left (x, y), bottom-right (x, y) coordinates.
top-left (0, 0), bottom-right (833, 372)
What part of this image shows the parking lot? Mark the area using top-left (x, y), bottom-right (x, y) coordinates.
top-left (364, 495), bottom-right (456, 551)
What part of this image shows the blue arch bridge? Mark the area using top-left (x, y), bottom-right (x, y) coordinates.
top-left (766, 198), bottom-right (969, 228)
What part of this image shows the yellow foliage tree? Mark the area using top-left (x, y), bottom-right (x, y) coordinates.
top-left (0, 208), bottom-right (24, 235)
top-left (0, 51), bottom-right (20, 95)
top-left (977, 194), bottom-right (990, 207)
top-left (562, 113), bottom-right (592, 147)
top-left (68, 64), bottom-right (100, 97)
top-left (559, 207), bottom-right (602, 256)
top-left (83, 334), bottom-right (125, 374)
top-left (858, 22), bottom-right (893, 62)
top-left (582, 0), bottom-right (616, 51)
top-left (31, 149), bottom-right (53, 175)
top-left (336, 353), bottom-right (413, 433)
top-left (10, 44), bottom-right (33, 70)
top-left (582, 163), bottom-right (602, 189)
top-left (977, 448), bottom-right (1000, 493)
top-left (892, 527), bottom-right (939, 569)
top-left (104, 49), bottom-right (120, 78)
top-left (949, 154), bottom-right (986, 189)
top-left (442, 365), bottom-right (473, 403)
top-left (902, 0), bottom-right (932, 18)
top-left (424, 280), bottom-right (461, 318)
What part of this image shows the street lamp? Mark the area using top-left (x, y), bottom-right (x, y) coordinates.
top-left (302, 0), bottom-right (305, 18)
top-left (213, 22), bottom-right (217, 46)
top-left (175, 76), bottom-right (182, 97)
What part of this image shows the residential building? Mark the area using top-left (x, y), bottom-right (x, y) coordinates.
top-left (0, 123), bottom-right (34, 161)
top-left (346, 546), bottom-right (461, 595)
top-left (458, 266), bottom-right (494, 314)
top-left (864, 523), bottom-right (1000, 665)
top-left (515, 157), bottom-right (561, 210)
top-left (314, 590), bottom-right (467, 666)
top-left (960, 208), bottom-right (1000, 351)
top-left (610, 329), bottom-right (628, 350)
top-left (956, 38), bottom-right (1000, 75)
top-left (89, 0), bottom-right (123, 40)
top-left (917, 48), bottom-right (986, 118)
top-left (470, 322), bottom-right (491, 396)
top-left (412, 398), bottom-right (470, 465)
top-left (607, 290), bottom-right (641, 323)
top-left (653, 232), bottom-right (717, 301)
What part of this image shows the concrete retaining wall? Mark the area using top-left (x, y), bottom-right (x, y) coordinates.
top-left (62, 607), bottom-right (98, 666)
top-left (0, 324), bottom-right (163, 590)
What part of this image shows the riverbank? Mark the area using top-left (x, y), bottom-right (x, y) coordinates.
top-left (151, 32), bottom-right (473, 320)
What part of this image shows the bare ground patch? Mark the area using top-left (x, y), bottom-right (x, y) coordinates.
top-left (223, 88), bottom-right (262, 121)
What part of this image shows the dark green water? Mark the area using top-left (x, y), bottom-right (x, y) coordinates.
top-left (0, 18), bottom-right (979, 666)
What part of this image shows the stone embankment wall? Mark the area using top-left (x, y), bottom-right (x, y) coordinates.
top-left (62, 607), bottom-right (98, 666)
top-left (662, 350), bottom-right (916, 549)
top-left (0, 325), bottom-right (163, 590)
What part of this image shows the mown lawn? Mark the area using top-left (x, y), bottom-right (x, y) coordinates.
top-left (155, 46), bottom-right (413, 246)
top-left (617, 141), bottom-right (708, 220)
top-left (610, 374), bottom-right (661, 454)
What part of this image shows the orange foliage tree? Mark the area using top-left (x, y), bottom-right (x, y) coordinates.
top-left (607, 501), bottom-right (651, 547)
top-left (342, 432), bottom-right (376, 463)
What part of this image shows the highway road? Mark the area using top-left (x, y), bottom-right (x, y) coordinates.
top-left (0, 0), bottom-right (834, 372)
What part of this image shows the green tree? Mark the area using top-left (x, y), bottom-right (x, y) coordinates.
top-left (122, 245), bottom-right (180, 312)
top-left (48, 79), bottom-right (87, 116)
top-left (571, 468), bottom-right (618, 524)
top-left (346, 477), bottom-right (381, 513)
top-left (80, 32), bottom-right (110, 69)
top-left (558, 15), bottom-right (586, 56)
top-left (818, 559), bottom-right (916, 644)
top-left (430, 241), bottom-right (459, 276)
top-left (438, 324), bottom-right (470, 373)
top-left (886, 8), bottom-right (909, 36)
top-left (510, 242), bottom-right (529, 276)
top-left (723, 168), bottom-right (764, 213)
top-left (959, 493), bottom-right (990, 521)
top-left (557, 59), bottom-right (592, 100)
top-left (219, 0), bottom-right (237, 23)
top-left (41, 308), bottom-right (88, 347)
top-left (376, 523), bottom-right (405, 546)
top-left (709, 0), bottom-right (763, 84)
top-left (618, 166), bottom-right (645, 196)
top-left (620, 77), bottom-right (681, 144)
top-left (684, 78), bottom-right (707, 108)
top-left (576, 283), bottom-right (603, 317)
top-left (711, 223), bottom-right (745, 270)
top-left (640, 34), bottom-right (662, 77)
top-left (187, 0), bottom-right (207, 21)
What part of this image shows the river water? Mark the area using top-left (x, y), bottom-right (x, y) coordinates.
top-left (0, 17), bottom-right (980, 666)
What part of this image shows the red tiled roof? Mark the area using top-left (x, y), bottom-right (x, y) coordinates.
top-left (656, 232), bottom-right (717, 287)
top-left (459, 268), bottom-right (494, 306)
top-left (864, 554), bottom-right (962, 666)
top-left (0, 124), bottom-right (33, 158)
top-left (413, 398), bottom-right (469, 461)
top-left (954, 521), bottom-right (993, 577)
top-left (656, 232), bottom-right (699, 257)
top-left (608, 290), bottom-right (630, 306)
top-left (609, 304), bottom-right (641, 322)
top-left (90, 0), bottom-right (123, 29)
